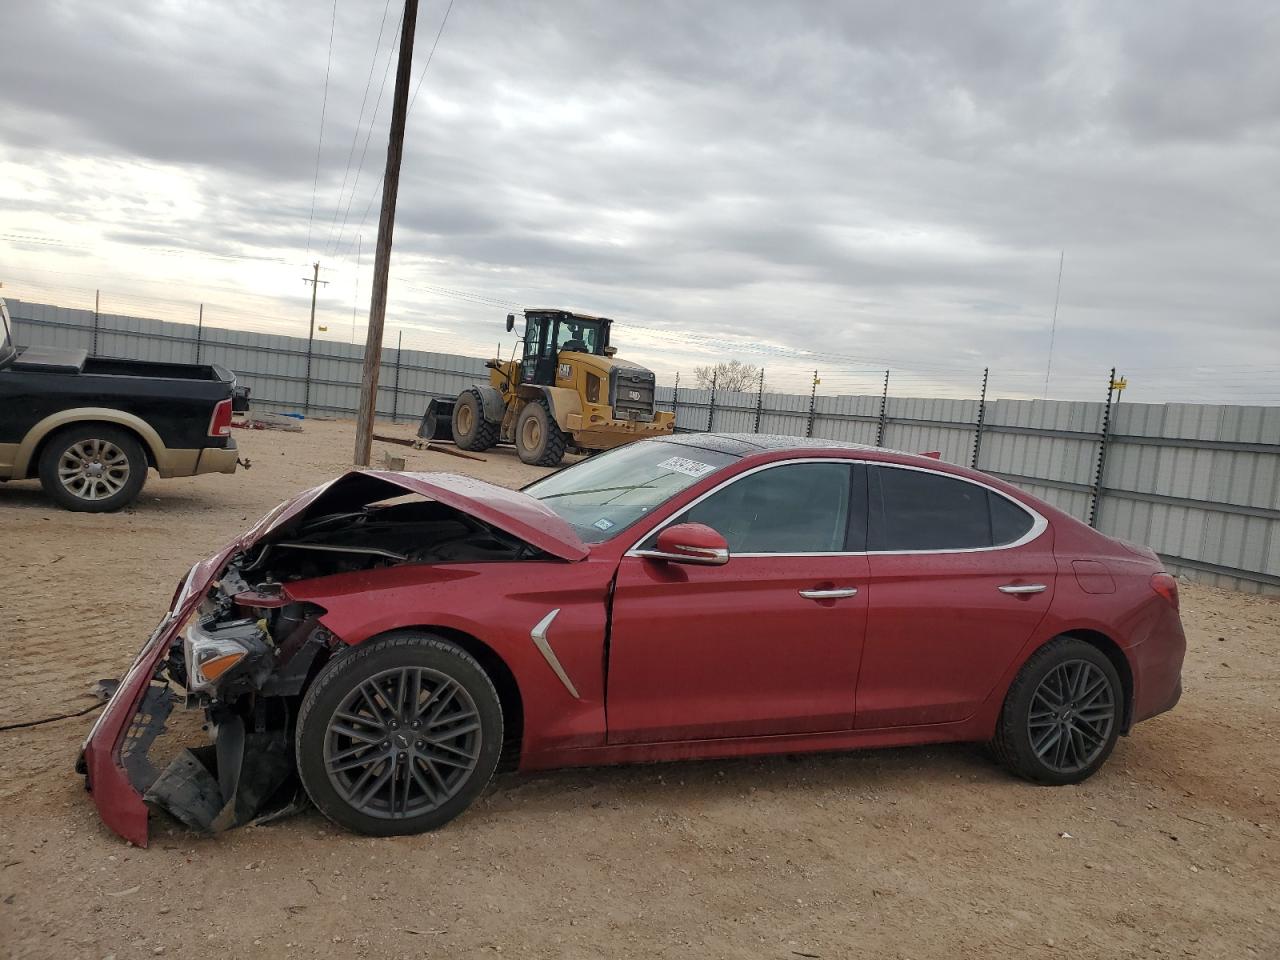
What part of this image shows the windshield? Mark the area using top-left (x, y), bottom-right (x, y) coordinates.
top-left (554, 318), bottom-right (604, 355)
top-left (524, 441), bottom-right (739, 543)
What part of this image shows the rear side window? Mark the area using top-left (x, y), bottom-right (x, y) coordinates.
top-left (870, 466), bottom-right (1034, 551)
top-left (989, 490), bottom-right (1035, 545)
top-left (678, 461), bottom-right (858, 554)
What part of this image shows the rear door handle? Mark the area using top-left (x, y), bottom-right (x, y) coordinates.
top-left (998, 583), bottom-right (1047, 594)
top-left (799, 587), bottom-right (859, 600)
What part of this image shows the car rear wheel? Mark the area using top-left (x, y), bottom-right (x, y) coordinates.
top-left (295, 632), bottom-right (503, 836)
top-left (991, 636), bottom-right (1122, 785)
top-left (452, 389), bottom-right (498, 451)
top-left (37, 424), bottom-right (148, 512)
top-left (515, 398), bottom-right (567, 466)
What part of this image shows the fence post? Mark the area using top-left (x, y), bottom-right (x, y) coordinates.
top-left (753, 367), bottom-right (765, 433)
top-left (971, 366), bottom-right (989, 468)
top-left (195, 304), bottom-right (204, 365)
top-left (875, 369), bottom-right (890, 446)
top-left (1088, 367), bottom-right (1117, 528)
top-left (707, 370), bottom-right (717, 432)
top-left (391, 330), bottom-right (403, 423)
top-left (672, 372), bottom-right (680, 430)
top-left (92, 289), bottom-right (100, 356)
top-left (805, 370), bottom-right (818, 438)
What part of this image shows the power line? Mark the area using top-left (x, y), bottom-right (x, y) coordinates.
top-left (320, 0), bottom-right (395, 257)
top-left (339, 0), bottom-right (457, 260)
top-left (305, 0), bottom-right (339, 258)
top-left (326, 3), bottom-right (405, 258)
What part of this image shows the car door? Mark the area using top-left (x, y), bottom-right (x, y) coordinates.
top-left (605, 460), bottom-right (870, 744)
top-left (854, 463), bottom-right (1056, 729)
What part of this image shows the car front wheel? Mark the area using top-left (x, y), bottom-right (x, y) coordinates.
top-left (991, 636), bottom-right (1123, 785)
top-left (296, 632), bottom-right (503, 836)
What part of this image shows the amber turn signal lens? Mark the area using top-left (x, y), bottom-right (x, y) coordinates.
top-left (199, 651), bottom-right (246, 680)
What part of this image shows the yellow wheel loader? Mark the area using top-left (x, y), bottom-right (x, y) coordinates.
top-left (421, 309), bottom-right (675, 466)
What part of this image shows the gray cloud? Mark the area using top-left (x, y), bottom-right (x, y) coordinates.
top-left (1, 0), bottom-right (1278, 401)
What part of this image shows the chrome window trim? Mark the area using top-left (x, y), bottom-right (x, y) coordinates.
top-left (623, 457), bottom-right (1048, 559)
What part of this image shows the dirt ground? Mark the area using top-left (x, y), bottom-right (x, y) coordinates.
top-left (1, 419), bottom-right (1277, 960)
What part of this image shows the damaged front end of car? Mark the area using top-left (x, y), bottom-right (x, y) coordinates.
top-left (76, 470), bottom-right (589, 846)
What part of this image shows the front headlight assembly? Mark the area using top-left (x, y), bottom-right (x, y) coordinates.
top-left (181, 612), bottom-right (271, 693)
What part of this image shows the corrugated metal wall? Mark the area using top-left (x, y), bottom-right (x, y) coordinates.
top-left (9, 298), bottom-right (1279, 595)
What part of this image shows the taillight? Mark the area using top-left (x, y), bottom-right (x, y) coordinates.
top-left (208, 398), bottom-right (233, 438)
top-left (1150, 572), bottom-right (1179, 612)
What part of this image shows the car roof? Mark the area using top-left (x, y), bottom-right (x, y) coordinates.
top-left (653, 432), bottom-right (912, 459)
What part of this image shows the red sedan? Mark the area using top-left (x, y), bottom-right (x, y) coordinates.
top-left (79, 435), bottom-right (1185, 844)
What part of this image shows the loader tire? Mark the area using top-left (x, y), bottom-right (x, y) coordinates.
top-left (452, 389), bottom-right (498, 451)
top-left (515, 398), bottom-right (567, 467)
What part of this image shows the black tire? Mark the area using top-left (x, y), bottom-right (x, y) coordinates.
top-left (37, 423), bottom-right (148, 512)
top-left (991, 636), bottom-right (1123, 786)
top-left (515, 398), bottom-right (567, 466)
top-left (295, 632), bottom-right (503, 836)
top-left (452, 390), bottom-right (498, 451)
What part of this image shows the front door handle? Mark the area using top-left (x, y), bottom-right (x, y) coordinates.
top-left (998, 583), bottom-right (1047, 595)
top-left (799, 587), bottom-right (859, 600)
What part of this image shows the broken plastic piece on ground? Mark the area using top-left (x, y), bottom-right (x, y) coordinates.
top-left (90, 679), bottom-right (121, 702)
top-left (144, 721), bottom-right (300, 834)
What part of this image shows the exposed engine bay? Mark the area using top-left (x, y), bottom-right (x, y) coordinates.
top-left (129, 492), bottom-right (551, 834)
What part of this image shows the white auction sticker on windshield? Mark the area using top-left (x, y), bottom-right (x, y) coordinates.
top-left (657, 456), bottom-right (717, 478)
top-left (593, 517), bottom-right (615, 531)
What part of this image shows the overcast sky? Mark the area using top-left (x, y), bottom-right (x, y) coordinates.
top-left (1, 0), bottom-right (1278, 401)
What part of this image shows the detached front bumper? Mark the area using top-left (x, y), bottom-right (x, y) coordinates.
top-left (76, 552), bottom-right (231, 847)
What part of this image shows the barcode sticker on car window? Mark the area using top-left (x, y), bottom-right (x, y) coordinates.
top-left (657, 456), bottom-right (717, 478)
top-left (593, 517), bottom-right (615, 531)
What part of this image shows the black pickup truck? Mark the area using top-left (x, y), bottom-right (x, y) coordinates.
top-left (0, 299), bottom-right (249, 512)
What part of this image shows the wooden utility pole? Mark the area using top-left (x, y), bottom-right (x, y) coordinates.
top-left (302, 262), bottom-right (327, 414)
top-left (354, 0), bottom-right (420, 466)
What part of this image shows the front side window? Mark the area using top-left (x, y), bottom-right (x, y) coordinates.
top-left (870, 466), bottom-right (1035, 551)
top-left (654, 461), bottom-right (859, 554)
top-left (524, 441), bottom-right (739, 543)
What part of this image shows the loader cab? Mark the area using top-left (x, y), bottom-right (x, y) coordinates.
top-left (520, 310), bottom-right (612, 386)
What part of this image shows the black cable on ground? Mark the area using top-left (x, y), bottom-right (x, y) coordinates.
top-left (0, 701), bottom-right (104, 733)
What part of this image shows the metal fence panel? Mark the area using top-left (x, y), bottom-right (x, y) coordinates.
top-left (8, 298), bottom-right (1280, 594)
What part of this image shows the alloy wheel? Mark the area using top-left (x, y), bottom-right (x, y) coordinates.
top-left (58, 438), bottom-right (131, 501)
top-left (1027, 659), bottom-right (1116, 774)
top-left (323, 667), bottom-right (482, 819)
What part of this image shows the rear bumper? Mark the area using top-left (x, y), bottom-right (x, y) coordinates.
top-left (195, 439), bottom-right (240, 476)
top-left (1129, 606), bottom-right (1187, 726)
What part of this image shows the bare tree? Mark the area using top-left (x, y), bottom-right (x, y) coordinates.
top-left (694, 360), bottom-right (759, 392)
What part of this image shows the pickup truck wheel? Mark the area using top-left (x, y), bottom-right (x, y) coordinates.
top-left (37, 424), bottom-right (148, 512)
top-left (452, 389), bottom-right (498, 451)
top-left (515, 398), bottom-right (567, 466)
top-left (296, 632), bottom-right (503, 836)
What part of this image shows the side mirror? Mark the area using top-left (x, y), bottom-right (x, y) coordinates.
top-left (635, 523), bottom-right (729, 566)
top-left (603, 345), bottom-right (617, 357)
top-left (506, 313), bottom-right (516, 332)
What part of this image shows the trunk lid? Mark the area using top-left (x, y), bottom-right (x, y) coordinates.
top-left (242, 469), bottom-right (589, 562)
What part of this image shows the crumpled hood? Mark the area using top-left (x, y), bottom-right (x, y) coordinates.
top-left (239, 469), bottom-right (589, 562)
